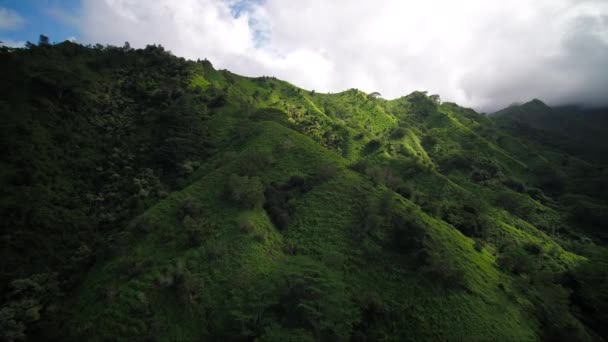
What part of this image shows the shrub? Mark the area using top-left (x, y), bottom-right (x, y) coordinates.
top-left (441, 202), bottom-right (491, 238)
top-left (495, 192), bottom-right (533, 219)
top-left (357, 292), bottom-right (387, 328)
top-left (264, 185), bottom-right (293, 230)
top-left (395, 182), bottom-right (415, 199)
top-left (313, 164), bottom-right (338, 183)
top-left (421, 134), bottom-right (438, 149)
top-left (177, 197), bottom-right (203, 220)
top-left (365, 166), bottom-right (401, 189)
top-left (237, 150), bottom-right (274, 175)
top-left (423, 252), bottom-right (466, 289)
top-left (130, 215), bottom-right (157, 234)
top-left (390, 127), bottom-right (407, 139)
top-left (438, 153), bottom-right (472, 172)
top-left (526, 187), bottom-right (547, 202)
top-left (503, 178), bottom-right (526, 193)
top-left (177, 271), bottom-right (203, 305)
top-left (349, 159), bottom-right (370, 173)
top-left (474, 239), bottom-right (484, 252)
top-left (115, 256), bottom-right (145, 279)
top-left (389, 209), bottom-right (428, 255)
top-left (497, 245), bottom-right (537, 275)
top-left (363, 139), bottom-right (382, 155)
top-left (238, 216), bottom-right (255, 233)
top-left (523, 242), bottom-right (542, 255)
top-left (227, 174), bottom-right (265, 209)
top-left (471, 158), bottom-right (501, 182)
top-left (183, 215), bottom-right (204, 247)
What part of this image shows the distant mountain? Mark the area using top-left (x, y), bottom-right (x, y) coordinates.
top-left (493, 100), bottom-right (608, 164)
top-left (1, 41), bottom-right (607, 341)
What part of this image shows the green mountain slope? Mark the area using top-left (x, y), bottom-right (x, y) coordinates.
top-left (1, 42), bottom-right (607, 341)
top-left (493, 100), bottom-right (608, 164)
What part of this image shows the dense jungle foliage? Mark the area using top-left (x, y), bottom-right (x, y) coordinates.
top-left (0, 38), bottom-right (607, 341)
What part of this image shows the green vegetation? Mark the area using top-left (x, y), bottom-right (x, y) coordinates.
top-left (0, 37), bottom-right (607, 341)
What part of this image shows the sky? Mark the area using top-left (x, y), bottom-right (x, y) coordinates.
top-left (1, 0), bottom-right (607, 112)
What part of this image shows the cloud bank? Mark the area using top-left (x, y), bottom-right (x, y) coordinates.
top-left (75, 0), bottom-right (608, 111)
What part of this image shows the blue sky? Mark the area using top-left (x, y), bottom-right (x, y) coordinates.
top-left (0, 0), bottom-right (83, 45)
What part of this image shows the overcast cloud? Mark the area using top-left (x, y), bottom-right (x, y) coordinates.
top-left (74, 0), bottom-right (608, 111)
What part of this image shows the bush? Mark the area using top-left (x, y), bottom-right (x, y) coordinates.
top-left (183, 215), bottom-right (205, 247)
top-left (495, 191), bottom-right (533, 219)
top-left (474, 239), bottom-right (484, 252)
top-left (363, 139), bottom-right (382, 155)
top-left (390, 127), bottom-right (407, 139)
top-left (526, 187), bottom-right (547, 202)
top-left (227, 174), bottom-right (265, 209)
top-left (497, 244), bottom-right (537, 275)
top-left (503, 178), bottom-right (526, 193)
top-left (264, 177), bottom-right (305, 230)
top-left (441, 202), bottom-right (491, 238)
top-left (356, 291), bottom-right (387, 331)
top-left (389, 209), bottom-right (428, 256)
top-left (423, 252), bottom-right (466, 289)
top-left (523, 242), bottom-right (542, 255)
top-left (349, 159), bottom-right (370, 174)
top-left (237, 150), bottom-right (274, 175)
top-left (355, 193), bottom-right (429, 264)
top-left (238, 216), bottom-right (255, 233)
top-left (438, 153), bottom-right (472, 172)
top-left (365, 166), bottom-right (401, 189)
top-left (313, 164), bottom-right (338, 183)
top-left (471, 157), bottom-right (501, 182)
top-left (395, 182), bottom-right (415, 199)
top-left (421, 134), bottom-right (438, 149)
top-left (130, 215), bottom-right (157, 234)
top-left (177, 197), bottom-right (203, 220)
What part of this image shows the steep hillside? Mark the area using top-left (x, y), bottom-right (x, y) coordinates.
top-left (493, 100), bottom-right (608, 164)
top-left (1, 42), bottom-right (607, 341)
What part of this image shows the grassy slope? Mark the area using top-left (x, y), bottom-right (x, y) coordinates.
top-left (71, 119), bottom-right (538, 341)
top-left (69, 71), bottom-right (578, 341)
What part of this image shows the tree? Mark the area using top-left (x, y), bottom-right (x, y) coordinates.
top-left (369, 92), bottom-right (382, 99)
top-left (406, 91), bottom-right (438, 117)
top-left (38, 35), bottom-right (50, 47)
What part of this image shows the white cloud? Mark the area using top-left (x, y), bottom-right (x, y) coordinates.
top-left (0, 39), bottom-right (25, 48)
top-left (76, 0), bottom-right (608, 111)
top-left (0, 7), bottom-right (24, 30)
